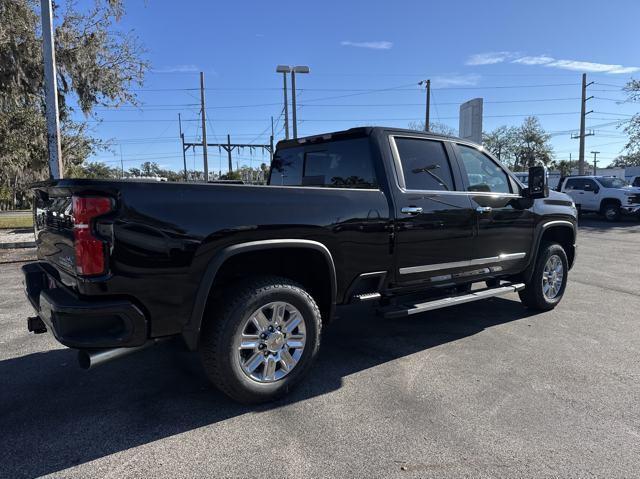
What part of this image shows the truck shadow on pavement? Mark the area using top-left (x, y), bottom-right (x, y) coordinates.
top-left (0, 297), bottom-right (538, 478)
top-left (578, 216), bottom-right (640, 233)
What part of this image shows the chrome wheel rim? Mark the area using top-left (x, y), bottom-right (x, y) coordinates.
top-left (542, 254), bottom-right (564, 300)
top-left (605, 207), bottom-right (617, 220)
top-left (236, 301), bottom-right (306, 383)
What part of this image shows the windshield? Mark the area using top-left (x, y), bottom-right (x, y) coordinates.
top-left (596, 177), bottom-right (629, 188)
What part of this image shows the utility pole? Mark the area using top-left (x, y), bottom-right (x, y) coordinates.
top-left (575, 73), bottom-right (594, 175)
top-left (183, 138), bottom-right (273, 177)
top-left (419, 79), bottom-right (431, 132)
top-left (591, 151), bottom-right (600, 175)
top-left (41, 0), bottom-right (63, 179)
top-left (270, 116), bottom-right (275, 163)
top-left (120, 145), bottom-right (124, 178)
top-left (227, 135), bottom-right (233, 173)
top-left (179, 113), bottom-right (188, 181)
top-left (200, 72), bottom-right (209, 181)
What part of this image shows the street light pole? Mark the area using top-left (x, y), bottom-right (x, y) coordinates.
top-left (276, 66), bottom-right (291, 139)
top-left (291, 70), bottom-right (298, 139)
top-left (282, 71), bottom-right (290, 140)
top-left (291, 66), bottom-right (309, 139)
top-left (41, 0), bottom-right (63, 179)
top-left (277, 65), bottom-right (309, 140)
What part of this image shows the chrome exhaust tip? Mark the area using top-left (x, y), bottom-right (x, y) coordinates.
top-left (78, 340), bottom-right (157, 370)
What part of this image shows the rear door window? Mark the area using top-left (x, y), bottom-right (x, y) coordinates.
top-left (393, 137), bottom-right (455, 191)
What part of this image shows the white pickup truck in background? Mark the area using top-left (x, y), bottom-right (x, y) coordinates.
top-left (558, 176), bottom-right (640, 221)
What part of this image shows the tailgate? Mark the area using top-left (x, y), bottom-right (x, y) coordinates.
top-left (34, 189), bottom-right (76, 274)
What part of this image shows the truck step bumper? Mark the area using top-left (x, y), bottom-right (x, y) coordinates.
top-left (380, 282), bottom-right (525, 319)
top-left (22, 262), bottom-right (148, 349)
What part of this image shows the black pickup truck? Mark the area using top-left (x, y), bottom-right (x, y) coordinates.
top-left (23, 127), bottom-right (577, 403)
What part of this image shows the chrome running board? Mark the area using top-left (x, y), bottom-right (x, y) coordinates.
top-left (381, 282), bottom-right (525, 319)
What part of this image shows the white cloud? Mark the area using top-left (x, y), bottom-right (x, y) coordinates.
top-left (152, 64), bottom-right (200, 73)
top-left (545, 59), bottom-right (639, 74)
top-left (465, 52), bottom-right (515, 65)
top-left (432, 74), bottom-right (481, 87)
top-left (467, 51), bottom-right (638, 74)
top-left (512, 55), bottom-right (554, 66)
top-left (340, 40), bottom-right (393, 50)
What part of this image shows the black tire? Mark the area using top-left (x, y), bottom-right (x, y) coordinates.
top-left (518, 242), bottom-right (568, 311)
top-left (601, 202), bottom-right (621, 222)
top-left (199, 275), bottom-right (322, 404)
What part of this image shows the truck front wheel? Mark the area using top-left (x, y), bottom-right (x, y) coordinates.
top-left (518, 242), bottom-right (568, 311)
top-left (199, 276), bottom-right (321, 404)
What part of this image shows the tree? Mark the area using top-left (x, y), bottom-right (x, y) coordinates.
top-left (220, 171), bottom-right (242, 181)
top-left (0, 0), bottom-right (147, 207)
top-left (621, 79), bottom-right (640, 156)
top-left (607, 152), bottom-right (640, 168)
top-left (407, 121), bottom-right (457, 136)
top-left (554, 160), bottom-right (573, 176)
top-left (483, 126), bottom-right (518, 168)
top-left (67, 161), bottom-right (120, 179)
top-left (512, 116), bottom-right (553, 170)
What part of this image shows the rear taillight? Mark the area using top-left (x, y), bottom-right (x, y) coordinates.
top-left (72, 196), bottom-right (113, 276)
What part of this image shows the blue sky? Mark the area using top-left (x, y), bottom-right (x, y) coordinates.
top-left (79, 0), bottom-right (640, 172)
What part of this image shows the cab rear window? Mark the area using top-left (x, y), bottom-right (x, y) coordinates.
top-left (269, 138), bottom-right (377, 188)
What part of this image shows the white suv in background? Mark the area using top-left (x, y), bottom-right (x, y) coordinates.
top-left (558, 176), bottom-right (640, 221)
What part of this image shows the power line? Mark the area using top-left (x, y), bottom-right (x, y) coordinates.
top-left (86, 111), bottom-right (584, 124)
top-left (594, 82), bottom-right (628, 88)
top-left (298, 97), bottom-right (582, 107)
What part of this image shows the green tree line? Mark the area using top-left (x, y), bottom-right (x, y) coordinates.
top-left (0, 0), bottom-right (146, 208)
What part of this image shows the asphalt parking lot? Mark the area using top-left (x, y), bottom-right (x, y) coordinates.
top-left (1, 218), bottom-right (639, 478)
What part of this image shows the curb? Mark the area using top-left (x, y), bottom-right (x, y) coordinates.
top-left (0, 242), bottom-right (36, 250)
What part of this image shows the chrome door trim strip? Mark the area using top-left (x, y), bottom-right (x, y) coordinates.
top-left (399, 252), bottom-right (526, 275)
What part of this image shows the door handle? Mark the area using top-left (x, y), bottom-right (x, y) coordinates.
top-left (476, 206), bottom-right (492, 214)
top-left (401, 206), bottom-right (423, 215)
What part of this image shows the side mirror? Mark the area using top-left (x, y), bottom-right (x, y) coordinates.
top-left (526, 166), bottom-right (549, 199)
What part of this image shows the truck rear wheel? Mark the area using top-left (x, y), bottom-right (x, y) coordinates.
top-left (518, 242), bottom-right (568, 311)
top-left (199, 276), bottom-right (321, 404)
top-left (602, 202), bottom-right (621, 222)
